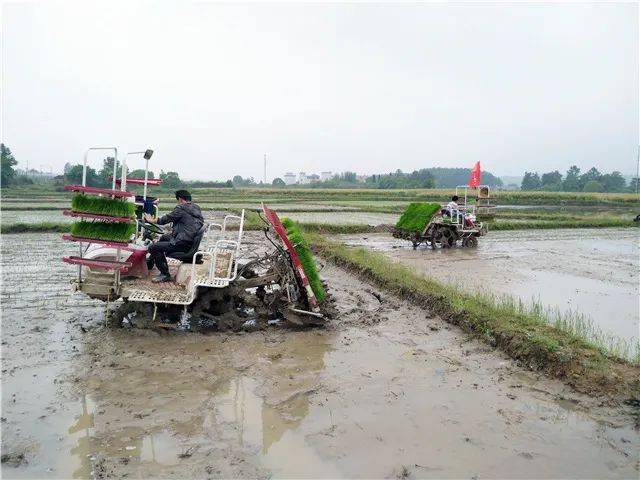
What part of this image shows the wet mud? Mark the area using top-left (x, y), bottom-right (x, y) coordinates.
top-left (341, 228), bottom-right (640, 345)
top-left (1, 233), bottom-right (638, 479)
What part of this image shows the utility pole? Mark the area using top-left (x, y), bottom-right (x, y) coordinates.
top-left (263, 153), bottom-right (267, 184)
top-left (636, 145), bottom-right (639, 195)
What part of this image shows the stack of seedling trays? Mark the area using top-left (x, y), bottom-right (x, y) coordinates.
top-left (392, 202), bottom-right (442, 241)
top-left (62, 185), bottom-right (137, 273)
top-left (281, 218), bottom-right (325, 302)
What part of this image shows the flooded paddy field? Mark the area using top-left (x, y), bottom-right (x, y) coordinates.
top-left (2, 233), bottom-right (638, 479)
top-left (199, 203), bottom-right (359, 212)
top-left (340, 228), bottom-right (640, 346)
top-left (1, 210), bottom-right (71, 224)
top-left (284, 211), bottom-right (399, 225)
top-left (1, 202), bottom-right (70, 210)
top-left (0, 204), bottom-right (362, 226)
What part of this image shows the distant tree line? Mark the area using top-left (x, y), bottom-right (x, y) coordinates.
top-left (521, 166), bottom-right (636, 193)
top-left (269, 167), bottom-right (502, 190)
top-left (306, 172), bottom-right (362, 188)
top-left (63, 159), bottom-right (232, 189)
top-left (365, 169), bottom-right (436, 189)
top-left (419, 167), bottom-right (503, 188)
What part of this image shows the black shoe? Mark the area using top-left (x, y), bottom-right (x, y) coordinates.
top-left (152, 274), bottom-right (172, 283)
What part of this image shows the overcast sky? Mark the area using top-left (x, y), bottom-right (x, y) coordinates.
top-left (2, 1), bottom-right (638, 181)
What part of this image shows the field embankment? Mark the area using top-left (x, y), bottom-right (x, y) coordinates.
top-left (310, 234), bottom-right (640, 401)
top-left (0, 222), bottom-right (70, 234)
top-left (3, 185), bottom-right (639, 205)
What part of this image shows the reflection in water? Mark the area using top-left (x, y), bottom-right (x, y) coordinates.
top-left (67, 394), bottom-right (186, 479)
top-left (68, 395), bottom-right (93, 479)
top-left (67, 331), bottom-right (333, 478)
top-left (211, 375), bottom-right (340, 477)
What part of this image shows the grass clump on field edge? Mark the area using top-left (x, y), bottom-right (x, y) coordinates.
top-left (281, 218), bottom-right (325, 301)
top-left (395, 202), bottom-right (441, 232)
top-left (1, 222), bottom-right (69, 233)
top-left (308, 233), bottom-right (640, 401)
top-left (489, 218), bottom-right (636, 230)
top-left (70, 221), bottom-right (135, 242)
top-left (71, 194), bottom-right (136, 218)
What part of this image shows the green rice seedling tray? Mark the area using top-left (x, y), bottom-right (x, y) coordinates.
top-left (395, 202), bottom-right (441, 232)
top-left (281, 218), bottom-right (325, 301)
top-left (71, 194), bottom-right (136, 218)
top-left (70, 221), bottom-right (136, 243)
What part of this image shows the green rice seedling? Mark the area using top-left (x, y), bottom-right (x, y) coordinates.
top-left (489, 218), bottom-right (636, 230)
top-left (71, 194), bottom-right (136, 218)
top-left (281, 218), bottom-right (325, 301)
top-left (295, 223), bottom-right (375, 234)
top-left (475, 291), bottom-right (640, 363)
top-left (70, 221), bottom-right (135, 242)
top-left (395, 202), bottom-right (441, 232)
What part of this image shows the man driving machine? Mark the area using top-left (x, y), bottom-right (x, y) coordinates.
top-left (143, 189), bottom-right (204, 282)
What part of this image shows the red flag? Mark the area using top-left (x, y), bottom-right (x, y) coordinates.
top-left (468, 161), bottom-right (481, 187)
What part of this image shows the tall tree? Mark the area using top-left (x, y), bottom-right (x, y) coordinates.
top-left (128, 169), bottom-right (155, 179)
top-left (563, 165), bottom-right (581, 191)
top-left (1, 143), bottom-right (18, 187)
top-left (520, 172), bottom-right (541, 190)
top-left (99, 156), bottom-right (120, 186)
top-left (600, 172), bottom-right (626, 192)
top-left (583, 180), bottom-right (603, 192)
top-left (159, 171), bottom-right (183, 188)
top-left (579, 167), bottom-right (602, 190)
top-left (540, 170), bottom-right (563, 187)
top-left (341, 171), bottom-right (357, 183)
top-left (65, 164), bottom-right (101, 186)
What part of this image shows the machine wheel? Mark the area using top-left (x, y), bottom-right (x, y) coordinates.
top-left (462, 236), bottom-right (478, 248)
top-left (435, 226), bottom-right (456, 248)
top-left (109, 302), bottom-right (155, 328)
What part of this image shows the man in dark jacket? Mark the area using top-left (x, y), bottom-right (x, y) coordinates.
top-left (144, 190), bottom-right (204, 282)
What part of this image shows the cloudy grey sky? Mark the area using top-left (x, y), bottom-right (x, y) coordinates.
top-left (2, 1), bottom-right (638, 181)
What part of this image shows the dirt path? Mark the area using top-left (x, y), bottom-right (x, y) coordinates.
top-left (340, 228), bottom-right (640, 346)
top-left (1, 233), bottom-right (638, 479)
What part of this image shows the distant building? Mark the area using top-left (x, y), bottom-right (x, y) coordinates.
top-left (308, 174), bottom-right (320, 183)
top-left (298, 172), bottom-right (310, 185)
top-left (356, 174), bottom-right (368, 183)
top-left (320, 171), bottom-right (332, 181)
top-left (284, 172), bottom-right (297, 185)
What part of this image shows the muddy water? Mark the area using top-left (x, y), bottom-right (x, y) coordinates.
top-left (340, 228), bottom-right (640, 345)
top-left (1, 233), bottom-right (638, 479)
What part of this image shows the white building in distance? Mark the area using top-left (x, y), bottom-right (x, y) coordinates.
top-left (320, 171), bottom-right (333, 181)
top-left (284, 172), bottom-right (297, 185)
top-left (298, 172), bottom-right (310, 184)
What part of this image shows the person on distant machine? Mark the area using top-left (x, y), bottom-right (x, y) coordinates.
top-left (445, 195), bottom-right (464, 222)
top-left (143, 189), bottom-right (204, 282)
